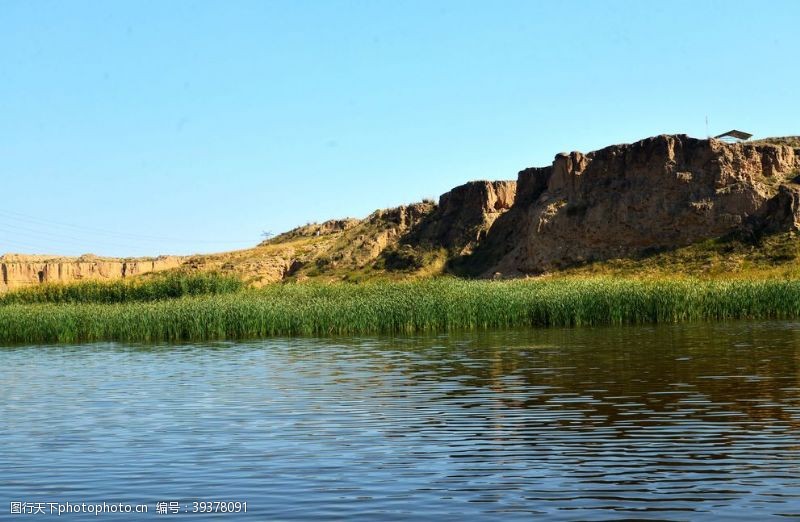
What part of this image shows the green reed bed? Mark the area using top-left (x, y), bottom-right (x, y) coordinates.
top-left (0, 271), bottom-right (244, 305)
top-left (2, 278), bottom-right (800, 344)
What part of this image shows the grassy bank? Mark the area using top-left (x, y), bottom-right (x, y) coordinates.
top-left (2, 278), bottom-right (800, 344)
top-left (0, 272), bottom-right (244, 305)
top-left (551, 232), bottom-right (800, 279)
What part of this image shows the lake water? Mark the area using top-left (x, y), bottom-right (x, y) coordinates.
top-left (2, 321), bottom-right (800, 520)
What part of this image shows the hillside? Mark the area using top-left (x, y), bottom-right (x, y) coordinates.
top-left (2, 134), bottom-right (799, 291)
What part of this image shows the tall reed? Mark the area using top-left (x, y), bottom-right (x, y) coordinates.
top-left (0, 271), bottom-right (244, 305)
top-left (2, 278), bottom-right (800, 344)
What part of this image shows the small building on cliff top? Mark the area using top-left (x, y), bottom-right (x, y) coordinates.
top-left (714, 130), bottom-right (753, 143)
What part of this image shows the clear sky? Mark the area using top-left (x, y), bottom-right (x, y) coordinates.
top-left (2, 0), bottom-right (798, 257)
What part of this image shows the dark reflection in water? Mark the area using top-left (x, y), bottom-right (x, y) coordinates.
top-left (1, 321), bottom-right (800, 520)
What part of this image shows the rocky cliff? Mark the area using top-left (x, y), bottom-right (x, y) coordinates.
top-left (0, 254), bottom-right (184, 292)
top-left (409, 180), bottom-right (516, 253)
top-left (4, 134), bottom-right (799, 288)
top-left (467, 134), bottom-right (800, 275)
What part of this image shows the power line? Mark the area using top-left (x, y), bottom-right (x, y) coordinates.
top-left (0, 237), bottom-right (60, 252)
top-left (0, 223), bottom-right (148, 250)
top-left (0, 209), bottom-right (258, 244)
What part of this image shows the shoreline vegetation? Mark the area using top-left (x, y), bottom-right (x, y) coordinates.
top-left (2, 273), bottom-right (800, 344)
top-left (0, 272), bottom-right (244, 305)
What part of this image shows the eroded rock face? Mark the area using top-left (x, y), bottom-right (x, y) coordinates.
top-left (487, 135), bottom-right (800, 274)
top-left (0, 254), bottom-right (184, 292)
top-left (266, 218), bottom-right (360, 244)
top-left (5, 135), bottom-right (799, 286)
top-left (411, 180), bottom-right (517, 252)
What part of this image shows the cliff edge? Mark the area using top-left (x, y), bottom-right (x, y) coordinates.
top-left (0, 254), bottom-right (184, 292)
top-left (3, 134), bottom-right (799, 289)
top-left (461, 134), bottom-right (800, 275)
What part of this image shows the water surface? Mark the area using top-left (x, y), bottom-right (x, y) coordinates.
top-left (2, 322), bottom-right (800, 520)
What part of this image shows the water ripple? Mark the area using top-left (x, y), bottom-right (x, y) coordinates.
top-left (1, 321), bottom-right (800, 520)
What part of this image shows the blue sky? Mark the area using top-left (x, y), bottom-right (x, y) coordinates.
top-left (1, 0), bottom-right (798, 257)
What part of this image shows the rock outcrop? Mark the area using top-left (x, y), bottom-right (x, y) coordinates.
top-left (409, 180), bottom-right (517, 253)
top-left (475, 135), bottom-right (800, 275)
top-left (266, 218), bottom-right (361, 244)
top-left (0, 254), bottom-right (183, 292)
top-left (4, 134), bottom-right (799, 287)
top-left (315, 202), bottom-right (436, 271)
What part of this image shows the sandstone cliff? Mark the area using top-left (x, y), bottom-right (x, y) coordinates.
top-left (0, 254), bottom-right (184, 292)
top-left (408, 180), bottom-right (516, 253)
top-left (281, 181), bottom-right (520, 279)
top-left (466, 135), bottom-right (800, 275)
top-left (4, 134), bottom-right (799, 288)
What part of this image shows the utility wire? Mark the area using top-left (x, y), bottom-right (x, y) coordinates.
top-left (0, 223), bottom-right (149, 250)
top-left (0, 209), bottom-right (257, 244)
top-left (0, 237), bottom-right (60, 252)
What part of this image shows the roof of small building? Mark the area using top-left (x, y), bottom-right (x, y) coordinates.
top-left (714, 129), bottom-right (753, 140)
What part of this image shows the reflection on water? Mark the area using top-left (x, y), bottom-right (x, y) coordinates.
top-left (1, 321), bottom-right (800, 520)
